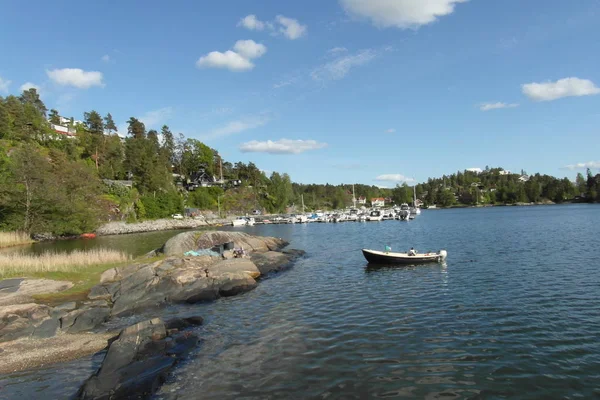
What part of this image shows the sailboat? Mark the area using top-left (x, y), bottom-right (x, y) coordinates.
top-left (409, 185), bottom-right (421, 216)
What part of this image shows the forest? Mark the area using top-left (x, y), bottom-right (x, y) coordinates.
top-left (1, 88), bottom-right (598, 235)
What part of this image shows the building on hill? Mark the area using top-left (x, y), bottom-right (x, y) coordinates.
top-left (519, 174), bottom-right (530, 182)
top-left (371, 198), bottom-right (385, 207)
top-left (499, 170), bottom-right (511, 176)
top-left (358, 196), bottom-right (367, 205)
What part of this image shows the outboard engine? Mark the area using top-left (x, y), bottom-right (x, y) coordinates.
top-left (438, 250), bottom-right (448, 260)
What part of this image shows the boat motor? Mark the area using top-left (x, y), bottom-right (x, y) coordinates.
top-left (438, 250), bottom-right (448, 260)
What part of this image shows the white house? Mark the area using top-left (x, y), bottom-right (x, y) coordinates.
top-left (358, 196), bottom-right (367, 205)
top-left (499, 170), bottom-right (512, 176)
top-left (371, 198), bottom-right (385, 207)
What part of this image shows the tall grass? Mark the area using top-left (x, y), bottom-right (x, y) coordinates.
top-left (0, 231), bottom-right (34, 248)
top-left (0, 249), bottom-right (131, 278)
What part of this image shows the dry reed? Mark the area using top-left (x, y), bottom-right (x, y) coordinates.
top-left (0, 231), bottom-right (34, 248)
top-left (0, 248), bottom-right (131, 278)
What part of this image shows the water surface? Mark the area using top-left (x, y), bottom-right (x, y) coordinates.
top-left (2, 205), bottom-right (600, 399)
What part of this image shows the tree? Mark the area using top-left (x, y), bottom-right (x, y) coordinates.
top-left (160, 125), bottom-right (175, 166)
top-left (49, 109), bottom-right (60, 124)
top-left (127, 117), bottom-right (145, 139)
top-left (19, 88), bottom-right (47, 116)
top-left (104, 113), bottom-right (117, 134)
top-left (84, 110), bottom-right (104, 134)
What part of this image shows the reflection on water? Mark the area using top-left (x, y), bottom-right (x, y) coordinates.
top-left (1, 205), bottom-right (600, 399)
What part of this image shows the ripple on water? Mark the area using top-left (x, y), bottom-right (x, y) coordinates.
top-left (2, 205), bottom-right (600, 400)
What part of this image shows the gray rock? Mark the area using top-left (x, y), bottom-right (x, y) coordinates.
top-left (0, 303), bottom-right (53, 342)
top-left (162, 231), bottom-right (287, 257)
top-left (78, 317), bottom-right (199, 400)
top-left (109, 257), bottom-right (260, 316)
top-left (32, 317), bottom-right (60, 338)
top-left (54, 302), bottom-right (77, 312)
top-left (100, 268), bottom-right (119, 283)
top-left (251, 249), bottom-right (305, 275)
top-left (88, 285), bottom-right (112, 301)
top-left (61, 306), bottom-right (110, 334)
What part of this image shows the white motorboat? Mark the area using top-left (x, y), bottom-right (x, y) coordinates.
top-left (232, 216), bottom-right (253, 226)
top-left (367, 210), bottom-right (383, 221)
top-left (398, 204), bottom-right (411, 221)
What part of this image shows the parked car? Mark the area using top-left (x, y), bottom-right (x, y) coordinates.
top-left (172, 214), bottom-right (184, 220)
top-left (252, 209), bottom-right (262, 215)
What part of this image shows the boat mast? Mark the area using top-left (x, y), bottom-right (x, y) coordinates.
top-left (352, 184), bottom-right (356, 208)
top-left (413, 185), bottom-right (416, 207)
top-left (301, 194), bottom-right (305, 214)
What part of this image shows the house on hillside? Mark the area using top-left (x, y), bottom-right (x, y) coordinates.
top-left (519, 174), bottom-right (530, 182)
top-left (358, 196), bottom-right (367, 205)
top-left (371, 198), bottom-right (385, 207)
top-left (499, 170), bottom-right (512, 176)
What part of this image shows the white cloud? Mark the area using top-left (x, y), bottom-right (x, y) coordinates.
top-left (19, 82), bottom-right (40, 93)
top-left (385, 128), bottom-right (396, 133)
top-left (311, 49), bottom-right (377, 81)
top-left (328, 47), bottom-right (348, 56)
top-left (339, 0), bottom-right (467, 29)
top-left (46, 68), bottom-right (104, 89)
top-left (196, 50), bottom-right (254, 71)
top-left (197, 41), bottom-right (268, 72)
top-left (375, 174), bottom-right (415, 183)
top-left (563, 161), bottom-right (600, 170)
top-left (140, 107), bottom-right (173, 128)
top-left (273, 76), bottom-right (300, 89)
top-left (275, 15), bottom-right (307, 39)
top-left (479, 102), bottom-right (519, 111)
top-left (466, 167), bottom-right (483, 173)
top-left (240, 139), bottom-right (327, 154)
top-left (238, 14), bottom-right (265, 31)
top-left (202, 116), bottom-right (269, 140)
top-left (101, 54), bottom-right (111, 63)
top-left (522, 77), bottom-right (600, 102)
top-left (233, 40), bottom-right (267, 59)
top-left (0, 76), bottom-right (12, 93)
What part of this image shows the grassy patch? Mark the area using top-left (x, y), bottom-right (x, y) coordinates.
top-left (0, 231), bottom-right (35, 248)
top-left (0, 249), bottom-right (131, 278)
top-left (0, 250), bottom-right (166, 305)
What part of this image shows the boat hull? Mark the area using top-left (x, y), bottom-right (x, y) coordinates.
top-left (362, 249), bottom-right (444, 264)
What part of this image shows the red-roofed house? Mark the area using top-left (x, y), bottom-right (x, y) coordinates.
top-left (371, 198), bottom-right (385, 207)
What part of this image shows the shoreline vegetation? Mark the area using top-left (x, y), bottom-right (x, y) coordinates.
top-left (0, 249), bottom-right (131, 279)
top-left (0, 231), bottom-right (35, 249)
top-left (1, 89), bottom-right (598, 242)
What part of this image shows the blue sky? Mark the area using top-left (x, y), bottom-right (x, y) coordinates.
top-left (1, 0), bottom-right (599, 185)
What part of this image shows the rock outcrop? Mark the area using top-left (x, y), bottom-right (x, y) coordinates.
top-left (95, 256), bottom-right (261, 316)
top-left (161, 230), bottom-right (288, 257)
top-left (78, 317), bottom-right (202, 400)
top-left (0, 278), bottom-right (73, 306)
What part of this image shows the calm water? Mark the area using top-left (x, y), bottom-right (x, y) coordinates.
top-left (2, 205), bottom-right (600, 399)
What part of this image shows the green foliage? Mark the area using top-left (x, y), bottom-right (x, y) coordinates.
top-left (188, 187), bottom-right (223, 210)
top-left (139, 190), bottom-right (182, 219)
top-left (104, 113), bottom-right (117, 134)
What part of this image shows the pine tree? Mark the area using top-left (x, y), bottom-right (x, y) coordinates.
top-left (104, 113), bottom-right (117, 135)
top-left (49, 109), bottom-right (60, 124)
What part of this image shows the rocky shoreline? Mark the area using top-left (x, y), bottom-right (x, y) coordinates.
top-left (95, 214), bottom-right (234, 236)
top-left (0, 231), bottom-right (305, 399)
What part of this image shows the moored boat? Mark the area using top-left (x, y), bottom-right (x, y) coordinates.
top-left (362, 248), bottom-right (447, 264)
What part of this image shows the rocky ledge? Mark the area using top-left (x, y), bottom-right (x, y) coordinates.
top-left (78, 316), bottom-right (203, 400)
top-left (0, 231), bottom-right (304, 375)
